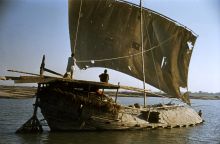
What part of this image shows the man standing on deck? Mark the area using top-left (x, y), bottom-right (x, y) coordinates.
top-left (99, 69), bottom-right (109, 83)
top-left (64, 53), bottom-right (76, 79)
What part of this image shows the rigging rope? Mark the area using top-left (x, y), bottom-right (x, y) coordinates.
top-left (77, 34), bottom-right (175, 63)
top-left (73, 0), bottom-right (83, 54)
top-left (144, 14), bottom-right (166, 102)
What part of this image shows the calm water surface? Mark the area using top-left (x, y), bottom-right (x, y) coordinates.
top-left (0, 97), bottom-right (219, 144)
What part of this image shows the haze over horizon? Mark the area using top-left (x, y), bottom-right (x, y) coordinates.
top-left (0, 0), bottom-right (220, 93)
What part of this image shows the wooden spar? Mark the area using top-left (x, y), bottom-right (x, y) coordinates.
top-left (39, 54), bottom-right (63, 77)
top-left (119, 85), bottom-right (165, 98)
top-left (4, 76), bottom-right (21, 80)
top-left (44, 68), bottom-right (63, 77)
top-left (119, 85), bottom-right (148, 93)
top-left (8, 69), bottom-right (41, 76)
top-left (8, 68), bottom-right (63, 78)
top-left (88, 84), bottom-right (90, 97)
top-left (14, 76), bottom-right (57, 83)
top-left (8, 56), bottom-right (62, 78)
top-left (1, 75), bottom-right (166, 98)
top-left (115, 82), bottom-right (120, 103)
top-left (3, 76), bottom-right (57, 83)
top-left (40, 55), bottom-right (45, 76)
top-left (4, 75), bottom-right (54, 83)
top-left (140, 0), bottom-right (147, 107)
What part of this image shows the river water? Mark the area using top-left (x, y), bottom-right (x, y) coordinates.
top-left (0, 97), bottom-right (219, 144)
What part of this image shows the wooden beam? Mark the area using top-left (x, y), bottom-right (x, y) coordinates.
top-left (119, 85), bottom-right (150, 93)
top-left (115, 82), bottom-right (120, 103)
top-left (44, 68), bottom-right (63, 77)
top-left (4, 76), bottom-right (21, 80)
top-left (119, 85), bottom-right (166, 98)
top-left (1, 75), bottom-right (168, 98)
top-left (14, 76), bottom-right (57, 83)
top-left (8, 69), bottom-right (40, 76)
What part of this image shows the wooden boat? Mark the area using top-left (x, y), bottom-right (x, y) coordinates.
top-left (1, 0), bottom-right (203, 132)
top-left (36, 79), bottom-right (202, 131)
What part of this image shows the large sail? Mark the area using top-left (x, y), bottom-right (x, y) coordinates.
top-left (69, 0), bottom-right (197, 104)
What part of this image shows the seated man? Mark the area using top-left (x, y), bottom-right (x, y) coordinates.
top-left (99, 69), bottom-right (109, 83)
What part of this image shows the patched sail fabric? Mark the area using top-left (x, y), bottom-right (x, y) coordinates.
top-left (69, 0), bottom-right (197, 104)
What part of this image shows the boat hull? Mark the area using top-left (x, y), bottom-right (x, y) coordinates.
top-left (37, 82), bottom-right (203, 131)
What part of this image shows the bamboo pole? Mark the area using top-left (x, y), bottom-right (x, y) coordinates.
top-left (115, 82), bottom-right (120, 103)
top-left (140, 0), bottom-right (147, 107)
top-left (44, 68), bottom-right (63, 77)
top-left (8, 69), bottom-right (41, 76)
top-left (40, 55), bottom-right (45, 76)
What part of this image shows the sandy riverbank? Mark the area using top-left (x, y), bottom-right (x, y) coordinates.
top-left (0, 85), bottom-right (36, 99)
top-left (106, 91), bottom-right (220, 100)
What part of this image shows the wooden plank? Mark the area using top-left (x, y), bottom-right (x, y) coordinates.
top-left (44, 68), bottom-right (63, 77)
top-left (119, 85), bottom-right (150, 93)
top-left (8, 69), bottom-right (41, 76)
top-left (5, 76), bottom-right (21, 80)
top-left (2, 75), bottom-right (167, 98)
top-left (14, 76), bottom-right (58, 83)
top-left (44, 78), bottom-right (120, 89)
top-left (119, 85), bottom-right (166, 98)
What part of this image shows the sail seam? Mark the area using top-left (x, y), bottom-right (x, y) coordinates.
top-left (77, 34), bottom-right (175, 63)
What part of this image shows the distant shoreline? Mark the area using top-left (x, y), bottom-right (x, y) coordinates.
top-left (106, 92), bottom-right (220, 100)
top-left (0, 85), bottom-right (36, 99)
top-left (0, 85), bottom-right (220, 100)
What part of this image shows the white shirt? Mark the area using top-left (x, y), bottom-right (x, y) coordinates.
top-left (66, 56), bottom-right (76, 73)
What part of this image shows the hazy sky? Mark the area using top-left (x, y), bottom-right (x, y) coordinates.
top-left (0, 0), bottom-right (220, 93)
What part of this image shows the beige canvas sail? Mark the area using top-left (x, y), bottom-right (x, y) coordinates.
top-left (69, 0), bottom-right (197, 104)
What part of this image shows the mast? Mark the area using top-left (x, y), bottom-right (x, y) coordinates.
top-left (140, 0), bottom-right (147, 107)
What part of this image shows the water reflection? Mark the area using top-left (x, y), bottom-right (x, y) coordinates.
top-left (0, 98), bottom-right (220, 144)
top-left (16, 129), bottom-right (202, 144)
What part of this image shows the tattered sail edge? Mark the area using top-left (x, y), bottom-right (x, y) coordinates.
top-left (117, 0), bottom-right (198, 37)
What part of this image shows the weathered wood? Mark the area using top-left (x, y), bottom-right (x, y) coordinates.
top-left (115, 82), bottom-right (120, 103)
top-left (16, 115), bottom-right (43, 133)
top-left (8, 69), bottom-right (41, 76)
top-left (42, 78), bottom-right (120, 90)
top-left (34, 80), bottom-right (203, 131)
top-left (4, 76), bottom-right (21, 80)
top-left (16, 86), bottom-right (43, 133)
top-left (44, 68), bottom-right (63, 77)
top-left (14, 76), bottom-right (57, 83)
top-left (2, 74), bottom-right (183, 99)
top-left (119, 85), bottom-right (165, 97)
top-left (40, 55), bottom-right (45, 76)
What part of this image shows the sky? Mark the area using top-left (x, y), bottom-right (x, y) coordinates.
top-left (0, 0), bottom-right (220, 93)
